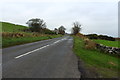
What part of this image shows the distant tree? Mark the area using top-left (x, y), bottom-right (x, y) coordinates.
top-left (26, 18), bottom-right (46, 32)
top-left (85, 34), bottom-right (98, 39)
top-left (54, 28), bottom-right (58, 30)
top-left (58, 26), bottom-right (66, 35)
top-left (72, 21), bottom-right (82, 35)
top-left (54, 28), bottom-right (58, 34)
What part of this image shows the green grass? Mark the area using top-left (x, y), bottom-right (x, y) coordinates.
top-left (93, 39), bottom-right (119, 48)
top-left (1, 21), bottom-right (63, 47)
top-left (73, 36), bottom-right (119, 78)
top-left (0, 22), bottom-right (28, 32)
top-left (0, 22), bottom-right (2, 48)
top-left (2, 35), bottom-right (62, 48)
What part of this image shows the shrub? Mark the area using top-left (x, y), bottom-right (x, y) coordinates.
top-left (99, 35), bottom-right (115, 41)
top-left (84, 38), bottom-right (96, 49)
top-left (44, 28), bottom-right (56, 34)
top-left (85, 34), bottom-right (115, 41)
top-left (76, 33), bottom-right (86, 39)
top-left (2, 32), bottom-right (48, 38)
top-left (2, 32), bottom-right (25, 38)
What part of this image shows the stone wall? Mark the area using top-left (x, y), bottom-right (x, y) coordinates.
top-left (96, 44), bottom-right (120, 55)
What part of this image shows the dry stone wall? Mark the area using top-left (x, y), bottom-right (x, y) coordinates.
top-left (96, 44), bottom-right (120, 55)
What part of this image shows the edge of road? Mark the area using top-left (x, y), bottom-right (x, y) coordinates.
top-left (77, 57), bottom-right (101, 78)
top-left (2, 36), bottom-right (66, 49)
top-left (72, 36), bottom-right (101, 78)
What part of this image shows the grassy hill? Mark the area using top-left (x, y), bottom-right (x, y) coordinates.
top-left (1, 22), bottom-right (56, 34)
top-left (1, 22), bottom-right (62, 47)
top-left (0, 22), bottom-right (28, 32)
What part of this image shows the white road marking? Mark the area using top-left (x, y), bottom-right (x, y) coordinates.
top-left (18, 39), bottom-right (53, 47)
top-left (15, 45), bottom-right (50, 59)
top-left (68, 39), bottom-right (73, 40)
top-left (15, 37), bottom-right (69, 59)
top-left (53, 40), bottom-right (61, 44)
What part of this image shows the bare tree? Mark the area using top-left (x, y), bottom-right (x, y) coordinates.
top-left (26, 18), bottom-right (46, 32)
top-left (58, 26), bottom-right (66, 35)
top-left (72, 21), bottom-right (81, 35)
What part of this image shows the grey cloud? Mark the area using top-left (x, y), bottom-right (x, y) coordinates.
top-left (1, 1), bottom-right (118, 37)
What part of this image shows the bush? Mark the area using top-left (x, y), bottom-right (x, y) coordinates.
top-left (86, 34), bottom-right (98, 39)
top-left (85, 34), bottom-right (115, 41)
top-left (99, 35), bottom-right (115, 41)
top-left (44, 28), bottom-right (56, 35)
top-left (84, 38), bottom-right (96, 49)
top-left (76, 33), bottom-right (86, 39)
top-left (2, 32), bottom-right (25, 38)
top-left (2, 32), bottom-right (49, 38)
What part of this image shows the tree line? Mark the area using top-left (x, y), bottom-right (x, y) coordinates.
top-left (26, 18), bottom-right (82, 35)
top-left (85, 34), bottom-right (115, 41)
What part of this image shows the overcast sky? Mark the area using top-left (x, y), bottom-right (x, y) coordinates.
top-left (0, 0), bottom-right (119, 37)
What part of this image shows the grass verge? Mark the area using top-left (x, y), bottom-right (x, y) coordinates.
top-left (2, 35), bottom-right (62, 48)
top-left (73, 36), bottom-right (120, 78)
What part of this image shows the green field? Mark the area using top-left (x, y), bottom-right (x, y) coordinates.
top-left (0, 22), bottom-right (28, 32)
top-left (73, 36), bottom-right (119, 78)
top-left (1, 22), bottom-right (62, 48)
top-left (93, 39), bottom-right (119, 48)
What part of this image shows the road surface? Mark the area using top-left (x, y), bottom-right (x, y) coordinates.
top-left (2, 36), bottom-right (81, 78)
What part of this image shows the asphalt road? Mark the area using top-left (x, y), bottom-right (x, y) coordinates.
top-left (2, 36), bottom-right (81, 78)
